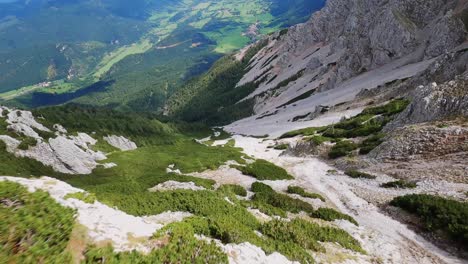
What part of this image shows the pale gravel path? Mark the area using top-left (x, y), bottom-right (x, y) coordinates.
top-left (231, 135), bottom-right (467, 264)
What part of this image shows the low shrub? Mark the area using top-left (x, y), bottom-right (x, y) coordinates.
top-left (359, 133), bottom-right (385, 154)
top-left (0, 181), bottom-right (75, 263)
top-left (381, 180), bottom-right (417, 189)
top-left (251, 182), bottom-right (315, 214)
top-left (279, 127), bottom-right (322, 139)
top-left (390, 194), bottom-right (468, 249)
top-left (287, 186), bottom-right (325, 202)
top-left (84, 218), bottom-right (228, 263)
top-left (273, 144), bottom-right (289, 150)
top-left (305, 135), bottom-right (334, 145)
top-left (328, 141), bottom-right (358, 159)
top-left (218, 184), bottom-right (247, 197)
top-left (310, 208), bottom-right (358, 225)
top-left (64, 192), bottom-right (97, 204)
top-left (17, 137), bottom-right (37, 150)
top-left (260, 219), bottom-right (364, 255)
top-left (361, 98), bottom-right (410, 116)
top-left (237, 159), bottom-right (294, 180)
top-left (345, 170), bottom-right (376, 179)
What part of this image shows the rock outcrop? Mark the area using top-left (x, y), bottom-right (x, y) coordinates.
top-left (0, 107), bottom-right (112, 174)
top-left (103, 135), bottom-right (138, 151)
top-left (391, 71), bottom-right (468, 127)
top-left (372, 124), bottom-right (468, 161)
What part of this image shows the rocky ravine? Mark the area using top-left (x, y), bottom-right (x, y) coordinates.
top-left (225, 0), bottom-right (468, 137)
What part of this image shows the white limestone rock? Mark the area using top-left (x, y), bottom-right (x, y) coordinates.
top-left (148, 181), bottom-right (205, 192)
top-left (103, 135), bottom-right (137, 151)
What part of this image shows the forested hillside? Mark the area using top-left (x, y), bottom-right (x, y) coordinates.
top-left (0, 0), bottom-right (325, 111)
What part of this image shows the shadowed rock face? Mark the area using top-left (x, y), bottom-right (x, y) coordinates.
top-left (394, 72), bottom-right (468, 126)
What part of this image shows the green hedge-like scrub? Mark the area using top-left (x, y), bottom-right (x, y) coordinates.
top-left (328, 141), bottom-right (358, 159)
top-left (390, 194), bottom-right (468, 249)
top-left (345, 170), bottom-right (376, 179)
top-left (381, 180), bottom-right (417, 189)
top-left (237, 159), bottom-right (294, 180)
top-left (0, 181), bottom-right (75, 263)
top-left (218, 184), bottom-right (247, 197)
top-left (310, 208), bottom-right (358, 226)
top-left (287, 186), bottom-right (325, 202)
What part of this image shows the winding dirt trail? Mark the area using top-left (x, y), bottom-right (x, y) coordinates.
top-left (232, 135), bottom-right (467, 264)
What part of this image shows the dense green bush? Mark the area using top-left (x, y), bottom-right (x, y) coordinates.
top-left (358, 133), bottom-right (385, 154)
top-left (305, 135), bottom-right (335, 145)
top-left (218, 184), bottom-right (247, 197)
top-left (287, 186), bottom-right (325, 202)
top-left (310, 208), bottom-right (358, 225)
top-left (361, 98), bottom-right (410, 116)
top-left (0, 181), bottom-right (75, 263)
top-left (273, 143), bottom-right (289, 150)
top-left (251, 182), bottom-right (315, 214)
top-left (237, 159), bottom-right (294, 180)
top-left (345, 170), bottom-right (376, 179)
top-left (280, 127), bottom-right (322, 139)
top-left (381, 180), bottom-right (417, 189)
top-left (260, 219), bottom-right (364, 255)
top-left (390, 194), bottom-right (468, 249)
top-left (328, 141), bottom-right (358, 159)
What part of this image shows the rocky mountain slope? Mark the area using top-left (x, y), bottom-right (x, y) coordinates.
top-left (222, 0), bottom-right (467, 136)
top-left (1, 0), bottom-right (468, 263)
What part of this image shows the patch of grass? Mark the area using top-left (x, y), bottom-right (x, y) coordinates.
top-left (273, 143), bottom-right (289, 150)
top-left (64, 192), bottom-right (97, 204)
top-left (287, 186), bottom-right (325, 202)
top-left (0, 181), bottom-right (75, 263)
top-left (17, 137), bottom-right (38, 150)
top-left (328, 141), bottom-right (358, 159)
top-left (344, 170), bottom-right (376, 179)
top-left (310, 208), bottom-right (358, 226)
top-left (237, 159), bottom-right (294, 180)
top-left (390, 194), bottom-right (468, 249)
top-left (381, 180), bottom-right (417, 189)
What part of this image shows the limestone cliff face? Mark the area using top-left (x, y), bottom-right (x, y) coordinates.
top-left (227, 0), bottom-right (467, 136)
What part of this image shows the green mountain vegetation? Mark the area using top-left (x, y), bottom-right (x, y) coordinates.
top-left (0, 0), bottom-right (325, 111)
top-left (391, 194), bottom-right (468, 250)
top-left (0, 105), bottom-right (370, 263)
